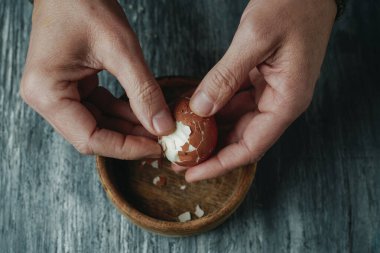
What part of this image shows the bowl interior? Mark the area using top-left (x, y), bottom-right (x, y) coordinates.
top-left (103, 157), bottom-right (246, 222)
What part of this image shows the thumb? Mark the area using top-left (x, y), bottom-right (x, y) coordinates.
top-left (190, 25), bottom-right (269, 117)
top-left (100, 35), bottom-right (175, 136)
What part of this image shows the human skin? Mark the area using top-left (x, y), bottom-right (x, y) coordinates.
top-left (172, 0), bottom-right (338, 182)
top-left (20, 0), bottom-right (175, 159)
top-left (21, 0), bottom-right (337, 180)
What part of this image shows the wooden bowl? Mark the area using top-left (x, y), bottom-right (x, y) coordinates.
top-left (96, 76), bottom-right (257, 236)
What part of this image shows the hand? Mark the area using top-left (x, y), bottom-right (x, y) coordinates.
top-left (184, 0), bottom-right (337, 181)
top-left (20, 0), bottom-right (175, 159)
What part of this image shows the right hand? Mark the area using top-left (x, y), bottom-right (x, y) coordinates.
top-left (20, 0), bottom-right (175, 159)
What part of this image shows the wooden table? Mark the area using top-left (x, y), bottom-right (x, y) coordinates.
top-left (1, 0), bottom-right (379, 252)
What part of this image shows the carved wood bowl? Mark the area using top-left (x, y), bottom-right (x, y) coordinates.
top-left (96, 76), bottom-right (257, 236)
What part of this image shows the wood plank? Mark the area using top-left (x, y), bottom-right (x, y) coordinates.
top-left (0, 0), bottom-right (379, 252)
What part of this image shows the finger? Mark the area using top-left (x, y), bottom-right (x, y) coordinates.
top-left (227, 111), bottom-right (257, 144)
top-left (180, 87), bottom-right (196, 99)
top-left (171, 163), bottom-right (188, 173)
top-left (89, 130), bottom-right (162, 159)
top-left (82, 101), bottom-right (103, 122)
top-left (98, 34), bottom-right (175, 136)
top-left (249, 68), bottom-right (267, 100)
top-left (249, 68), bottom-right (266, 89)
top-left (185, 111), bottom-right (289, 182)
top-left (186, 76), bottom-right (313, 182)
top-left (189, 21), bottom-right (274, 117)
top-left (83, 101), bottom-right (154, 139)
top-left (217, 88), bottom-right (256, 122)
top-left (52, 98), bottom-right (161, 159)
top-left (239, 75), bottom-right (253, 90)
top-left (99, 117), bottom-right (155, 139)
top-left (21, 72), bottom-right (162, 159)
top-left (86, 86), bottom-right (139, 124)
top-left (77, 74), bottom-right (99, 99)
top-left (166, 87), bottom-right (196, 109)
top-left (185, 142), bottom-right (254, 182)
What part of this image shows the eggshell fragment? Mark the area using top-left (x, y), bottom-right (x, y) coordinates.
top-left (159, 97), bottom-right (217, 166)
top-left (151, 160), bottom-right (159, 169)
top-left (153, 176), bottom-right (160, 185)
top-left (140, 158), bottom-right (162, 169)
top-left (178, 211), bottom-right (191, 222)
top-left (152, 176), bottom-right (167, 187)
top-left (194, 204), bottom-right (205, 218)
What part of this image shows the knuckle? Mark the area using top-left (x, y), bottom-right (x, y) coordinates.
top-left (238, 15), bottom-right (280, 50)
top-left (134, 79), bottom-right (160, 104)
top-left (74, 129), bottom-right (96, 156)
top-left (74, 139), bottom-right (94, 155)
top-left (240, 139), bottom-right (265, 164)
top-left (100, 29), bottom-right (139, 60)
top-left (20, 71), bottom-right (39, 105)
top-left (75, 145), bottom-right (93, 155)
top-left (240, 17), bottom-right (266, 42)
top-left (208, 66), bottom-right (239, 103)
top-left (20, 70), bottom-right (57, 113)
top-left (240, 139), bottom-right (253, 155)
top-left (120, 136), bottom-right (135, 158)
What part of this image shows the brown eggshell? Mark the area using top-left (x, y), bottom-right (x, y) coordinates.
top-left (153, 176), bottom-right (167, 187)
top-left (174, 97), bottom-right (218, 167)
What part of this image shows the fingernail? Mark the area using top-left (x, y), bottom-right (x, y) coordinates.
top-left (190, 91), bottom-right (214, 116)
top-left (152, 108), bottom-right (174, 135)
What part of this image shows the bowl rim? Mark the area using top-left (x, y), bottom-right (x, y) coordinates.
top-left (96, 157), bottom-right (256, 236)
top-left (95, 76), bottom-right (257, 236)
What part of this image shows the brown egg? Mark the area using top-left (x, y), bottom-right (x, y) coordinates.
top-left (159, 97), bottom-right (218, 167)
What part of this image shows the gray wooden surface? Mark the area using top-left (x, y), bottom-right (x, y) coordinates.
top-left (1, 0), bottom-right (380, 252)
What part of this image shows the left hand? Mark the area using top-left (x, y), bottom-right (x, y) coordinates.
top-left (20, 0), bottom-right (174, 160)
top-left (181, 0), bottom-right (337, 182)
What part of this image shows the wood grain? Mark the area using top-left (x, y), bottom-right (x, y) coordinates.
top-left (97, 156), bottom-right (256, 236)
top-left (96, 77), bottom-right (257, 236)
top-left (1, 0), bottom-right (380, 252)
